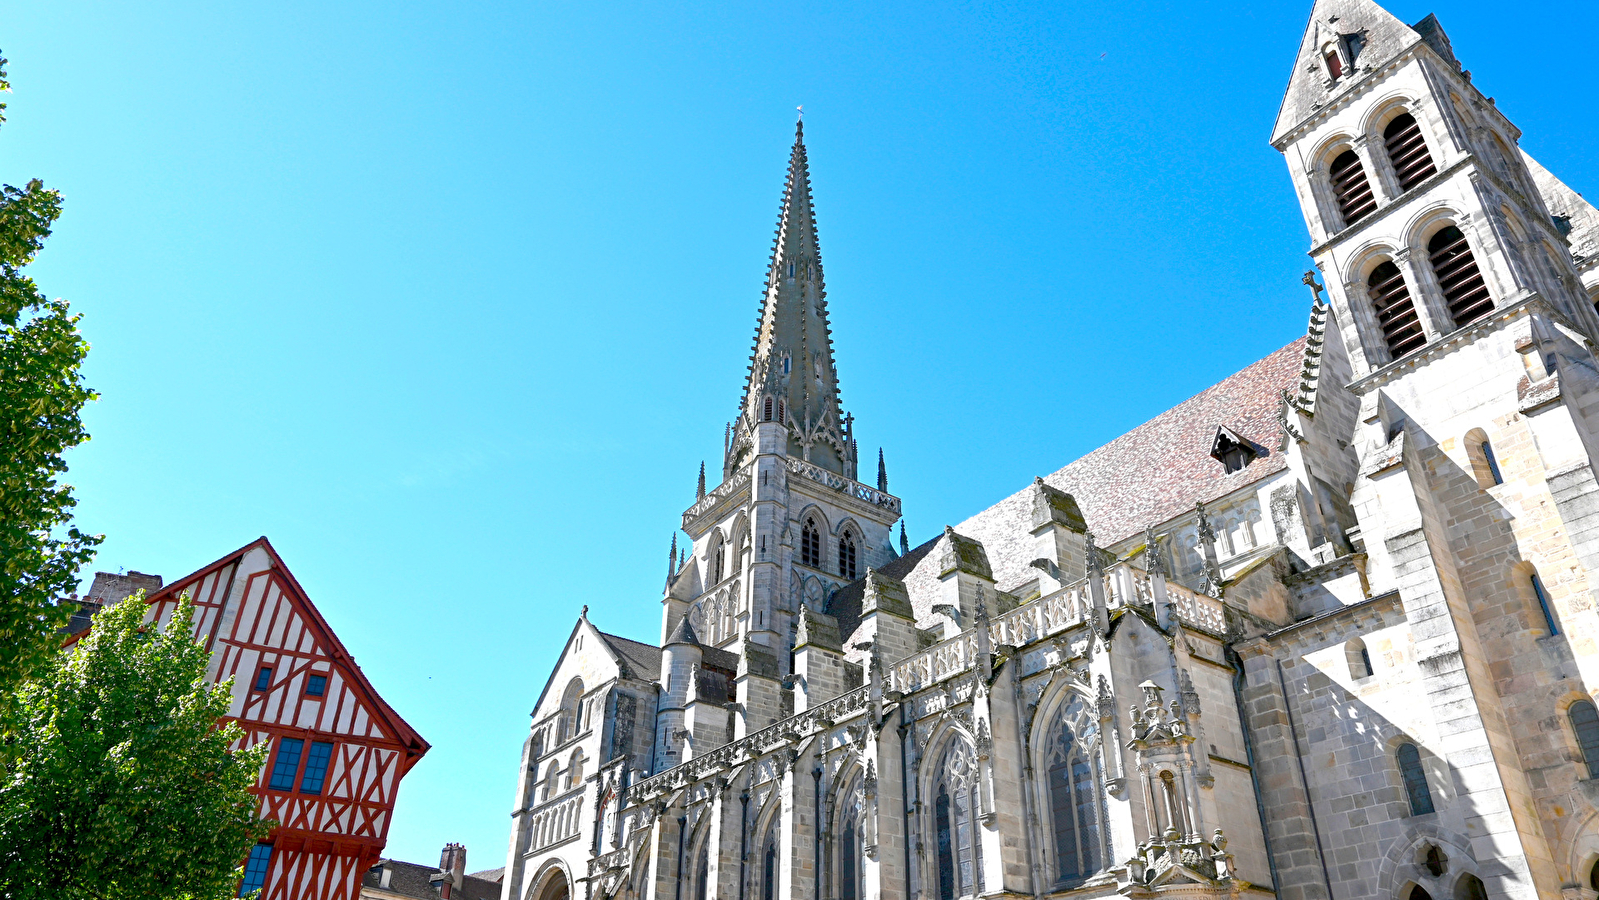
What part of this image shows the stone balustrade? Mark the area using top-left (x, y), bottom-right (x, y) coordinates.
top-left (784, 458), bottom-right (901, 514)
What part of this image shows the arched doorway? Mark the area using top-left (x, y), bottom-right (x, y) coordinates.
top-left (529, 866), bottom-right (572, 900)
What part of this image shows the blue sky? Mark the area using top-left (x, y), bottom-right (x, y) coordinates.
top-left (5, 0), bottom-right (1595, 871)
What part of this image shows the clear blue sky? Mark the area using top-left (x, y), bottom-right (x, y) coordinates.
top-left (5, 0), bottom-right (1594, 871)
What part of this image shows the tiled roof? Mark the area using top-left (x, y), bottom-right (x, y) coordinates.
top-left (466, 867), bottom-right (503, 883)
top-left (953, 339), bottom-right (1307, 591)
top-left (824, 537), bottom-right (941, 649)
top-left (361, 859), bottom-right (500, 900)
top-left (598, 630), bottom-right (737, 679)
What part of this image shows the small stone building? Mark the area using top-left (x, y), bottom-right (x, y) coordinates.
top-left (500, 3), bottom-right (1599, 899)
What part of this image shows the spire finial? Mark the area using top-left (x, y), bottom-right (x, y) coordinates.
top-left (877, 448), bottom-right (888, 492)
top-left (899, 522), bottom-right (910, 555)
top-left (696, 461), bottom-right (706, 500)
top-left (1302, 270), bottom-right (1325, 305)
top-left (667, 533), bottom-right (679, 587)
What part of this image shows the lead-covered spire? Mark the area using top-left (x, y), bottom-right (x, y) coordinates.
top-left (728, 119), bottom-right (854, 478)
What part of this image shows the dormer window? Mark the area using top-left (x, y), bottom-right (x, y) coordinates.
top-left (1323, 45), bottom-right (1344, 80)
top-left (1211, 427), bottom-right (1260, 474)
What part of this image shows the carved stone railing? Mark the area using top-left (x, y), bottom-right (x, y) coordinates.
top-left (883, 633), bottom-right (979, 695)
top-left (525, 787), bottom-right (584, 854)
top-left (1164, 579), bottom-right (1227, 634)
top-left (988, 581), bottom-right (1093, 649)
top-left (785, 458), bottom-right (901, 515)
top-left (630, 685), bottom-right (872, 802)
top-left (683, 467), bottom-right (753, 526)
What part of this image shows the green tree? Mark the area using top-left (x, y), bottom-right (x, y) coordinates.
top-left (0, 50), bottom-right (101, 697)
top-left (0, 594), bottom-right (271, 899)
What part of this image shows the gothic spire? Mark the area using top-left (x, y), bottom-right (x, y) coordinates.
top-left (877, 448), bottom-right (888, 492)
top-left (696, 461), bottom-right (706, 500)
top-left (732, 119), bottom-right (851, 476)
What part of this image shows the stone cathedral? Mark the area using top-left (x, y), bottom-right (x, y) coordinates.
top-left (498, 2), bottom-right (1599, 899)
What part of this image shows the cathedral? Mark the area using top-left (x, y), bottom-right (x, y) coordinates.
top-left (498, 2), bottom-right (1599, 898)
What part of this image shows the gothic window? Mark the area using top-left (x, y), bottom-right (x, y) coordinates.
top-left (760, 817), bottom-right (781, 900)
top-left (1367, 261), bottom-right (1426, 358)
top-left (1045, 700), bottom-right (1102, 886)
top-left (1428, 226), bottom-right (1493, 327)
top-left (801, 518), bottom-right (821, 569)
top-left (835, 776), bottom-right (865, 900)
top-left (1329, 150), bottom-right (1376, 228)
top-left (693, 840), bottom-right (709, 900)
top-left (1406, 888), bottom-right (1434, 900)
top-left (1454, 874), bottom-right (1488, 900)
top-left (1383, 113), bottom-right (1437, 192)
top-left (559, 678), bottom-right (585, 743)
top-left (1422, 844), bottom-right (1446, 877)
top-left (778, 399), bottom-right (787, 425)
top-left (1397, 742), bottom-right (1435, 816)
top-left (934, 738), bottom-right (981, 900)
top-left (838, 532), bottom-right (858, 580)
top-left (1570, 700), bottom-right (1599, 778)
top-left (712, 538), bottom-right (726, 585)
top-left (1530, 570), bottom-right (1559, 635)
top-left (763, 396), bottom-right (774, 422)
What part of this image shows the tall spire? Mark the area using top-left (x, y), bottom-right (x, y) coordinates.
top-left (730, 119), bottom-right (852, 476)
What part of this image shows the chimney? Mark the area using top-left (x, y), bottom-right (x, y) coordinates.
top-left (432, 843), bottom-right (466, 898)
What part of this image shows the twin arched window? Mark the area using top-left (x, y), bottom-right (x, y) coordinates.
top-left (761, 396), bottom-right (788, 424)
top-left (935, 739), bottom-right (982, 900)
top-left (838, 532), bottom-right (858, 580)
top-left (1397, 742), bottom-right (1435, 816)
top-left (801, 517), bottom-right (822, 569)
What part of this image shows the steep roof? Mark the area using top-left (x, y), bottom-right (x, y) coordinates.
top-left (954, 339), bottom-right (1307, 591)
top-left (824, 537), bottom-right (941, 644)
top-left (361, 859), bottom-right (501, 900)
top-left (598, 629), bottom-right (737, 679)
top-left (1524, 151), bottom-right (1599, 265)
top-left (1272, 0), bottom-right (1428, 145)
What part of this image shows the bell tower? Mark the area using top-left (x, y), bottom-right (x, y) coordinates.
top-left (661, 120), bottom-right (902, 727)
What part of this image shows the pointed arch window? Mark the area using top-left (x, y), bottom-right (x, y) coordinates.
top-left (1329, 150), bottom-right (1377, 228)
top-left (1428, 225), bottom-right (1493, 327)
top-left (934, 739), bottom-right (981, 900)
top-left (760, 817), bottom-right (781, 900)
top-left (835, 776), bottom-right (865, 900)
top-left (763, 396), bottom-right (774, 422)
top-left (801, 518), bottom-right (821, 569)
top-left (1046, 698), bottom-right (1103, 886)
top-left (1396, 742), bottom-right (1435, 816)
top-left (712, 538), bottom-right (726, 585)
top-left (1383, 113), bottom-right (1437, 192)
top-left (693, 839), bottom-right (709, 900)
top-left (1570, 700), bottom-right (1599, 779)
top-left (1368, 261), bottom-right (1426, 358)
top-left (777, 398), bottom-right (787, 425)
top-left (838, 532), bottom-right (858, 580)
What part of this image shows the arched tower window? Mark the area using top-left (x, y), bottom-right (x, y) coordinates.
top-left (559, 678), bottom-right (585, 743)
top-left (777, 398), bottom-right (787, 425)
top-left (1347, 638), bottom-right (1375, 679)
top-left (567, 748), bottom-right (585, 789)
top-left (1046, 700), bottom-right (1102, 886)
top-left (934, 738), bottom-right (981, 900)
top-left (801, 517), bottom-right (821, 569)
top-left (1530, 569), bottom-right (1559, 635)
top-left (838, 531), bottom-right (858, 580)
top-left (1383, 113), bottom-right (1437, 192)
top-left (1480, 438), bottom-right (1503, 485)
top-left (1428, 225), bottom-right (1493, 327)
top-left (1396, 742), bottom-right (1435, 816)
top-left (1569, 700), bottom-right (1599, 778)
top-left (1329, 150), bottom-right (1377, 228)
top-left (763, 396), bottom-right (774, 422)
top-left (1367, 261), bottom-right (1426, 358)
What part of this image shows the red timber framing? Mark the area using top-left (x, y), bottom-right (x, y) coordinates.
top-left (133, 537), bottom-right (429, 900)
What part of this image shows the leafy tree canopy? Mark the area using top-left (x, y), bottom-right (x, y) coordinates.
top-left (0, 595), bottom-right (271, 900)
top-left (0, 50), bottom-right (101, 696)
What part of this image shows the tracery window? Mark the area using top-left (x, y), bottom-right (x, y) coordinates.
top-left (1397, 742), bottom-right (1435, 816)
top-left (1383, 113), bottom-right (1437, 192)
top-left (934, 738), bottom-right (981, 900)
top-left (1428, 225), bottom-right (1493, 327)
top-left (835, 776), bottom-right (865, 900)
top-left (1046, 697), bottom-right (1103, 886)
top-left (801, 518), bottom-right (821, 569)
top-left (1569, 700), bottom-right (1599, 779)
top-left (838, 532), bottom-right (858, 580)
top-left (1368, 261), bottom-right (1426, 358)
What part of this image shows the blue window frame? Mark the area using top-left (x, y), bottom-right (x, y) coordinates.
top-left (253, 667), bottom-right (272, 692)
top-left (300, 741), bottom-right (334, 795)
top-left (239, 843), bottom-right (273, 896)
top-left (305, 674), bottom-right (327, 697)
top-left (1532, 573), bottom-right (1559, 635)
top-left (268, 738), bottom-right (304, 791)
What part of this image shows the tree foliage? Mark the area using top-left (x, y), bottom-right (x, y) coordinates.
top-left (0, 50), bottom-right (101, 697)
top-left (0, 595), bottom-right (271, 900)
